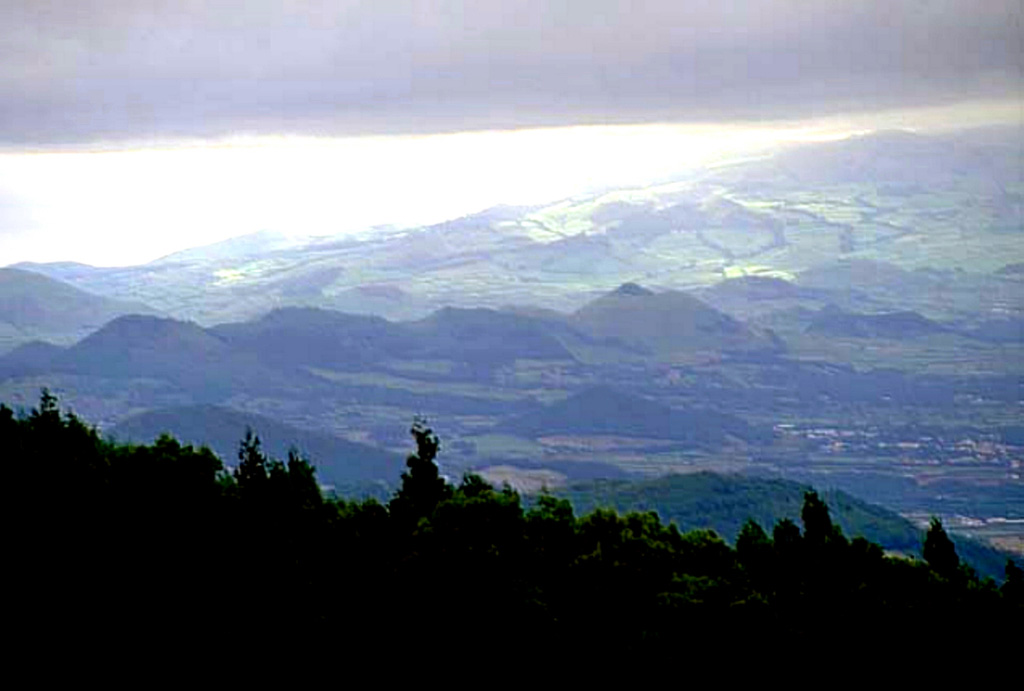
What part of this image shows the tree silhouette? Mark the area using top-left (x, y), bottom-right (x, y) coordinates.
top-left (1003, 559), bottom-right (1023, 604)
top-left (801, 491), bottom-right (844, 549)
top-left (388, 417), bottom-right (451, 525)
top-left (923, 517), bottom-right (959, 579)
top-left (2, 392), bottom-right (1021, 651)
top-left (234, 427), bottom-right (269, 497)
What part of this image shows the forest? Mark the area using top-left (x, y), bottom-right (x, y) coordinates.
top-left (4, 392), bottom-right (1020, 657)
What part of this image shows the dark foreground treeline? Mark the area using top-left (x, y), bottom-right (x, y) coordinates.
top-left (3, 393), bottom-right (1020, 656)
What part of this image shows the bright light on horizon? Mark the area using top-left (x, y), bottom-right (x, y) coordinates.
top-left (0, 99), bottom-right (1018, 267)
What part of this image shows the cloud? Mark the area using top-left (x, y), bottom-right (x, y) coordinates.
top-left (0, 1), bottom-right (1021, 144)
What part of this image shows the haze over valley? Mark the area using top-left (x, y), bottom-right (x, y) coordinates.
top-left (2, 1), bottom-right (1021, 647)
top-left (2, 126), bottom-right (1022, 565)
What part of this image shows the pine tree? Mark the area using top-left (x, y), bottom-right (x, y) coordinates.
top-left (923, 517), bottom-right (959, 579)
top-left (234, 427), bottom-right (269, 497)
top-left (388, 418), bottom-right (451, 525)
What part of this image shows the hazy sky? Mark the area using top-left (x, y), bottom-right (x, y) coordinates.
top-left (1, 1), bottom-right (1021, 265)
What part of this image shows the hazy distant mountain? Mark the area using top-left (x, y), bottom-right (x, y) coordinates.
top-left (996, 263), bottom-right (1024, 278)
top-left (966, 317), bottom-right (1024, 344)
top-left (697, 275), bottom-right (849, 323)
top-left (572, 283), bottom-right (783, 356)
top-left (324, 284), bottom-right (422, 320)
top-left (9, 261), bottom-right (110, 285)
top-left (798, 259), bottom-right (920, 292)
top-left (702, 275), bottom-right (813, 302)
top-left (0, 267), bottom-right (156, 350)
top-left (109, 405), bottom-right (403, 486)
top-left (735, 129), bottom-right (1016, 189)
top-left (8, 130), bottom-right (1020, 327)
top-left (806, 306), bottom-right (950, 340)
top-left (796, 260), bottom-right (1021, 323)
top-left (150, 230), bottom-right (300, 264)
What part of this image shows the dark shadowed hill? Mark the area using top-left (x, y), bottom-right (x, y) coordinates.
top-left (697, 275), bottom-right (848, 323)
top-left (702, 275), bottom-right (822, 302)
top-left (214, 305), bottom-right (580, 372)
top-left (965, 317), bottom-right (1024, 344)
top-left (43, 315), bottom-right (307, 399)
top-left (807, 306), bottom-right (950, 339)
top-left (0, 340), bottom-right (67, 377)
top-left (996, 262), bottom-right (1024, 278)
top-left (69, 315), bottom-right (233, 374)
top-left (798, 259), bottom-right (923, 292)
top-left (407, 307), bottom-right (577, 366)
top-left (0, 267), bottom-right (156, 350)
top-left (572, 283), bottom-right (783, 356)
top-left (109, 405), bottom-right (403, 486)
top-left (211, 307), bottom-right (407, 369)
top-left (509, 386), bottom-right (757, 445)
top-left (0, 314), bottom-right (235, 382)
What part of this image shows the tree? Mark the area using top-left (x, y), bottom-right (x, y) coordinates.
top-left (388, 417), bottom-right (451, 525)
top-left (1000, 559), bottom-right (1022, 604)
top-left (923, 517), bottom-right (959, 579)
top-left (801, 491), bottom-right (844, 549)
top-left (772, 518), bottom-right (802, 555)
top-left (736, 518), bottom-right (773, 580)
top-left (234, 427), bottom-right (269, 497)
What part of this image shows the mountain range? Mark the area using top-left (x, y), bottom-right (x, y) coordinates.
top-left (0, 267), bottom-right (157, 353)
top-left (1, 128), bottom-right (1021, 560)
top-left (9, 128), bottom-right (1020, 329)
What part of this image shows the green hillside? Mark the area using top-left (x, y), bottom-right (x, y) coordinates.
top-left (559, 472), bottom-right (1015, 580)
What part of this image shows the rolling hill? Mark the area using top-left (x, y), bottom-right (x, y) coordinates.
top-left (109, 405), bottom-right (404, 486)
top-left (0, 267), bottom-right (157, 351)
top-left (214, 304), bottom-right (580, 372)
top-left (572, 283), bottom-right (784, 357)
top-left (407, 307), bottom-right (578, 367)
top-left (806, 306), bottom-right (950, 340)
top-left (509, 386), bottom-right (758, 445)
top-left (0, 314), bottom-right (315, 401)
top-left (212, 307), bottom-right (407, 370)
top-left (558, 472), bottom-right (1014, 580)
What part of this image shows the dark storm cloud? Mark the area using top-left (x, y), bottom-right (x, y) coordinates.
top-left (1, 1), bottom-right (1020, 144)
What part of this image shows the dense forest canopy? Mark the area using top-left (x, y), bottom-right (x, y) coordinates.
top-left (3, 392), bottom-right (1019, 655)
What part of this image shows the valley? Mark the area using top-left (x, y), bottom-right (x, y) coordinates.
top-left (2, 128), bottom-right (1021, 559)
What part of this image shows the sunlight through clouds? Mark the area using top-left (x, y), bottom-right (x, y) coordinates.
top-left (0, 97), bottom-right (1018, 267)
top-left (0, 122), bottom-right (847, 266)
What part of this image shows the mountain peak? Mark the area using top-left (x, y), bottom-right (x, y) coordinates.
top-left (611, 282), bottom-right (654, 297)
top-left (77, 314), bottom-right (224, 354)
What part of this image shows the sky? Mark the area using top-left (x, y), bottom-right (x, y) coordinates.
top-left (1, 1), bottom-right (1021, 266)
